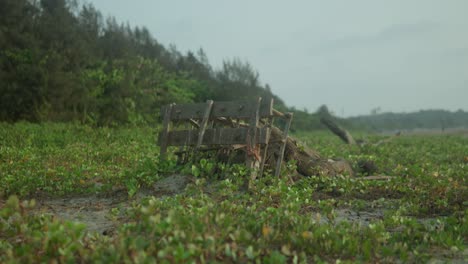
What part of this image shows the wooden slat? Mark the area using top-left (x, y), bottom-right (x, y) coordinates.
top-left (158, 127), bottom-right (270, 146)
top-left (160, 98), bottom-right (274, 120)
top-left (246, 98), bottom-right (262, 179)
top-left (273, 109), bottom-right (285, 118)
top-left (177, 122), bottom-right (189, 163)
top-left (259, 118), bottom-right (273, 177)
top-left (195, 100), bottom-right (213, 150)
top-left (159, 103), bottom-right (174, 160)
top-left (275, 112), bottom-right (293, 177)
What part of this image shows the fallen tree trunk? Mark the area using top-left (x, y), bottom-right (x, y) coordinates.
top-left (267, 126), bottom-right (354, 177)
top-left (320, 117), bottom-right (356, 145)
top-left (320, 117), bottom-right (401, 147)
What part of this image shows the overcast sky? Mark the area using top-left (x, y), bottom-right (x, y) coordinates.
top-left (89, 0), bottom-right (467, 116)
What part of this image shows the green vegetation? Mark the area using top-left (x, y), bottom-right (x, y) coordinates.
top-left (1, 1), bottom-right (466, 262)
top-left (0, 122), bottom-right (165, 197)
top-left (1, 123), bottom-right (466, 263)
top-left (0, 0), bottom-right (284, 126)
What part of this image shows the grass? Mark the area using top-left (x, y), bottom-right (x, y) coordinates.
top-left (0, 122), bottom-right (467, 263)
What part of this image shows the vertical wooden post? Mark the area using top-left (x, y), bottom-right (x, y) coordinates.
top-left (195, 100), bottom-right (214, 151)
top-left (275, 112), bottom-right (293, 177)
top-left (247, 97), bottom-right (262, 179)
top-left (160, 103), bottom-right (174, 160)
top-left (259, 98), bottom-right (274, 177)
top-left (177, 122), bottom-right (189, 163)
top-left (258, 118), bottom-right (272, 177)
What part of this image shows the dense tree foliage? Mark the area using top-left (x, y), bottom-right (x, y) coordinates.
top-left (0, 0), bottom-right (283, 125)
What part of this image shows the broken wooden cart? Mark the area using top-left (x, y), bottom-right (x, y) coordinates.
top-left (158, 97), bottom-right (293, 178)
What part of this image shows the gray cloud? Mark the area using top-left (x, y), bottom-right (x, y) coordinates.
top-left (312, 21), bottom-right (439, 54)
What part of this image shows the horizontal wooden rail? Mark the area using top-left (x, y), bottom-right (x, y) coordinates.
top-left (158, 127), bottom-right (271, 146)
top-left (160, 99), bottom-right (274, 121)
top-left (272, 109), bottom-right (284, 118)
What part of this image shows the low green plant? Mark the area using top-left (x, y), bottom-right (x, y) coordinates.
top-left (0, 123), bottom-right (466, 262)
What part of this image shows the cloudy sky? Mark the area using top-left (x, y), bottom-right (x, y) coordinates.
top-left (89, 0), bottom-right (467, 116)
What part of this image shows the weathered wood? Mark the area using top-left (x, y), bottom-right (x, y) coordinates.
top-left (188, 118), bottom-right (200, 128)
top-left (157, 98), bottom-right (352, 180)
top-left (160, 99), bottom-right (274, 121)
top-left (259, 119), bottom-right (273, 177)
top-left (192, 112), bottom-right (357, 178)
top-left (246, 98), bottom-right (262, 177)
top-left (159, 103), bottom-right (174, 160)
top-left (272, 109), bottom-right (285, 118)
top-left (176, 122), bottom-right (190, 163)
top-left (267, 126), bottom-right (354, 177)
top-left (210, 110), bottom-right (326, 179)
top-left (159, 127), bottom-right (271, 146)
top-left (195, 100), bottom-right (213, 150)
top-left (275, 113), bottom-right (293, 177)
top-left (320, 117), bottom-right (356, 145)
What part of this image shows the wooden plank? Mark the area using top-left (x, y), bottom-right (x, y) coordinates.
top-left (259, 118), bottom-right (273, 177)
top-left (159, 103), bottom-right (174, 160)
top-left (195, 100), bottom-right (213, 150)
top-left (158, 127), bottom-right (270, 146)
top-left (320, 117), bottom-right (356, 145)
top-left (275, 112), bottom-right (293, 177)
top-left (273, 109), bottom-right (285, 118)
top-left (177, 122), bottom-right (189, 163)
top-left (188, 118), bottom-right (200, 128)
top-left (160, 98), bottom-right (274, 120)
top-left (246, 97), bottom-right (262, 177)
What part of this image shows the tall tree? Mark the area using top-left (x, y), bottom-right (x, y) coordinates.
top-left (0, 0), bottom-right (44, 121)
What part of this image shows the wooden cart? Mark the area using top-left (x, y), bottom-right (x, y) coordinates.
top-left (158, 97), bottom-right (293, 178)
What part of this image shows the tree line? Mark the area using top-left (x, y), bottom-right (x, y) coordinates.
top-left (348, 109), bottom-right (468, 132)
top-left (2, 0), bottom-right (466, 131)
top-left (0, 0), bottom-right (287, 126)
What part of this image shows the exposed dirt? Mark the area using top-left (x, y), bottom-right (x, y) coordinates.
top-left (30, 172), bottom-right (452, 255)
top-left (32, 174), bottom-right (194, 235)
top-left (334, 208), bottom-right (385, 225)
top-left (34, 193), bottom-right (126, 235)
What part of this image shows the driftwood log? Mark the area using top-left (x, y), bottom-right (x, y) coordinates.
top-left (320, 117), bottom-right (356, 145)
top-left (266, 127), bottom-right (395, 180)
top-left (265, 126), bottom-right (354, 177)
top-left (320, 116), bottom-right (401, 147)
